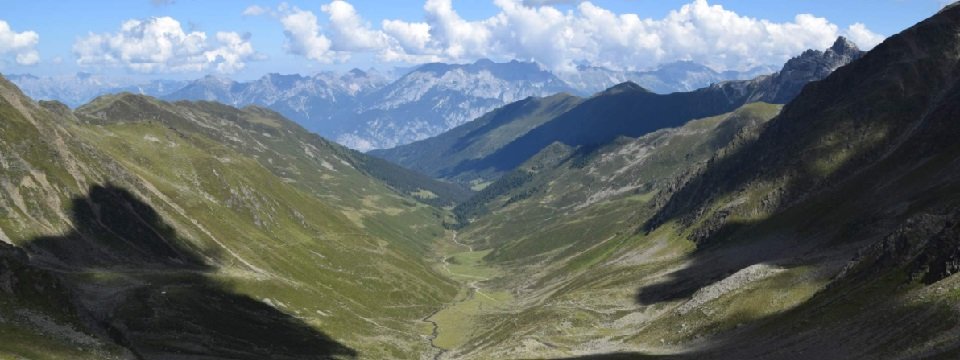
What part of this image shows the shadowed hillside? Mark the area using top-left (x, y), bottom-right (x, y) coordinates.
top-left (4, 184), bottom-right (356, 359)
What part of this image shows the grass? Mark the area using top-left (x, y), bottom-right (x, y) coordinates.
top-left (8, 95), bottom-right (462, 358)
top-left (446, 249), bottom-right (501, 281)
top-left (430, 289), bottom-right (514, 350)
top-left (0, 322), bottom-right (121, 360)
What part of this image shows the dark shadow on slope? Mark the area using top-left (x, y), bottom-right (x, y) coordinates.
top-left (23, 184), bottom-right (357, 360)
top-left (26, 184), bottom-right (210, 270)
top-left (445, 84), bottom-right (749, 178)
top-left (447, 96), bottom-right (542, 154)
top-left (635, 6), bottom-right (960, 306)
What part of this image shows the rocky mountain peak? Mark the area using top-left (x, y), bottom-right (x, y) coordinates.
top-left (782, 37), bottom-right (863, 76)
top-left (830, 36), bottom-right (861, 55)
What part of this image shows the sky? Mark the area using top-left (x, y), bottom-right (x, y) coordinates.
top-left (0, 0), bottom-right (950, 81)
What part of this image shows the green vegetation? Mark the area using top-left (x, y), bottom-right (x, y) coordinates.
top-left (4, 6), bottom-right (960, 358)
top-left (431, 289), bottom-right (514, 350)
top-left (0, 79), bottom-right (458, 359)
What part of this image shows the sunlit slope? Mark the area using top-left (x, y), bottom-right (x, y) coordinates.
top-left (0, 77), bottom-right (457, 359)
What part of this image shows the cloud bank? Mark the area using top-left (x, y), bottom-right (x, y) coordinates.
top-left (276, 0), bottom-right (885, 71)
top-left (0, 20), bottom-right (40, 66)
top-left (73, 17), bottom-right (257, 73)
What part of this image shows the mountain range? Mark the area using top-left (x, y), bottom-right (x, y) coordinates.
top-left (371, 37), bottom-right (864, 187)
top-left (9, 59), bottom-right (773, 151)
top-left (2, 5), bottom-right (960, 360)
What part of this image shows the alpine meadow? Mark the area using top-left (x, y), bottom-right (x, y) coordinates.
top-left (1, 1), bottom-right (959, 359)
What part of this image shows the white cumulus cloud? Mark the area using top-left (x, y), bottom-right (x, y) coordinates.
top-left (321, 1), bottom-right (389, 52)
top-left (0, 20), bottom-right (40, 66)
top-left (280, 7), bottom-right (341, 62)
top-left (844, 22), bottom-right (885, 49)
top-left (274, 0), bottom-right (886, 71)
top-left (73, 16), bottom-right (257, 73)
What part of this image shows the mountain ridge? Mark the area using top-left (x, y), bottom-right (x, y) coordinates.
top-left (8, 57), bottom-right (779, 151)
top-left (372, 37), bottom-right (863, 187)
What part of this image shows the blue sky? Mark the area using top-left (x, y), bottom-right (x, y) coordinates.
top-left (0, 0), bottom-right (948, 80)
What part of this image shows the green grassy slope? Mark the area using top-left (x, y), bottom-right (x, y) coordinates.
top-left (419, 103), bottom-right (780, 358)
top-left (460, 103), bottom-right (781, 260)
top-left (2, 6), bottom-right (960, 360)
top-left (78, 95), bottom-right (471, 208)
top-left (0, 78), bottom-right (458, 359)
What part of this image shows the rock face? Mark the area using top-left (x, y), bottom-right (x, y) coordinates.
top-left (851, 210), bottom-right (960, 285)
top-left (710, 36), bottom-right (865, 105)
top-left (338, 60), bottom-right (575, 150)
top-left (164, 70), bottom-right (389, 137)
top-left (760, 37), bottom-right (864, 103)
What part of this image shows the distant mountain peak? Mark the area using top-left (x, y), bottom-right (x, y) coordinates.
top-left (830, 36), bottom-right (860, 55)
top-left (777, 37), bottom-right (863, 82)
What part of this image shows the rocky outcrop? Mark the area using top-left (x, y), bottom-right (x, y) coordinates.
top-left (713, 36), bottom-right (865, 105)
top-left (843, 210), bottom-right (960, 285)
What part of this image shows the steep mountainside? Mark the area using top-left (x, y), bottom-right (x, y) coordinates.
top-left (0, 77), bottom-right (461, 359)
top-left (421, 7), bottom-right (960, 359)
top-left (78, 93), bottom-right (469, 207)
top-left (374, 38), bottom-right (862, 186)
